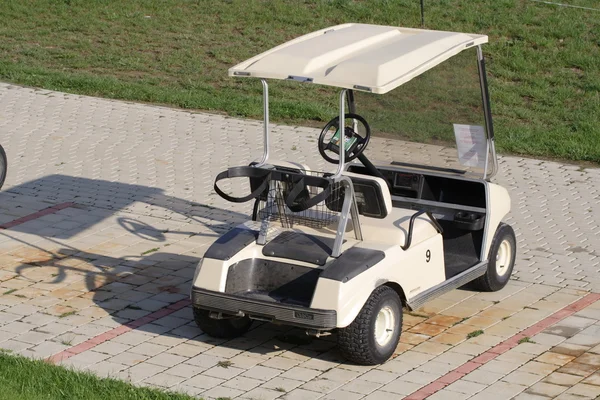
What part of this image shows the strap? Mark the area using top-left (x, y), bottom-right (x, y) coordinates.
top-left (284, 175), bottom-right (333, 212)
top-left (214, 166), bottom-right (271, 203)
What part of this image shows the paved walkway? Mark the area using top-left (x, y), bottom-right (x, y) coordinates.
top-left (0, 82), bottom-right (599, 399)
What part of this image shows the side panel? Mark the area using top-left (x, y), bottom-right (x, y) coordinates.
top-left (310, 235), bottom-right (445, 327)
top-left (482, 183), bottom-right (511, 259)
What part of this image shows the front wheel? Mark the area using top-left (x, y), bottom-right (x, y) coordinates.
top-left (193, 308), bottom-right (253, 339)
top-left (337, 286), bottom-right (403, 365)
top-left (473, 223), bottom-right (516, 292)
top-left (0, 145), bottom-right (6, 190)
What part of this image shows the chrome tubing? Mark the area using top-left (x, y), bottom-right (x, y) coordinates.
top-left (257, 79), bottom-right (270, 166)
top-left (335, 89), bottom-right (347, 177)
top-left (476, 46), bottom-right (498, 180)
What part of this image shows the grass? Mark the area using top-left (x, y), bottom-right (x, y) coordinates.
top-left (0, 352), bottom-right (196, 400)
top-left (216, 360), bottom-right (233, 369)
top-left (58, 311), bottom-right (77, 318)
top-left (518, 336), bottom-right (536, 344)
top-left (141, 248), bottom-right (160, 256)
top-left (2, 289), bottom-right (17, 295)
top-left (467, 329), bottom-right (484, 339)
top-left (0, 0), bottom-right (598, 162)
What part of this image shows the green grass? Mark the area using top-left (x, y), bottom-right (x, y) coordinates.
top-left (141, 248), bottom-right (160, 256)
top-left (0, 352), bottom-right (196, 400)
top-left (518, 336), bottom-right (536, 344)
top-left (0, 0), bottom-right (598, 162)
top-left (58, 311), bottom-right (77, 318)
top-left (466, 329), bottom-right (484, 339)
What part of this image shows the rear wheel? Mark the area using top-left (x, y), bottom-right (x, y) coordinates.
top-left (0, 145), bottom-right (6, 190)
top-left (473, 223), bottom-right (516, 292)
top-left (193, 308), bottom-right (253, 338)
top-left (338, 286), bottom-right (402, 365)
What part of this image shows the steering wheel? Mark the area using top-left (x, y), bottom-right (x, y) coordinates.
top-left (318, 113), bottom-right (371, 164)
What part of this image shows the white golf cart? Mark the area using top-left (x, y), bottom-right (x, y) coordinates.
top-left (0, 144), bottom-right (6, 190)
top-left (191, 24), bottom-right (516, 365)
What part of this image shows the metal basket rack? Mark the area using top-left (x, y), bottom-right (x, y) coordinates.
top-left (256, 171), bottom-right (345, 230)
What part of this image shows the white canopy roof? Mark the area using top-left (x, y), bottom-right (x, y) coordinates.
top-left (229, 24), bottom-right (487, 94)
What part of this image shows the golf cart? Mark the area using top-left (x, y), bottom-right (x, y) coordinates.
top-left (0, 145), bottom-right (6, 190)
top-left (191, 24), bottom-right (516, 365)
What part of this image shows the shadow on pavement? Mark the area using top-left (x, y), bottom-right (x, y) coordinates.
top-left (1, 174), bottom-right (342, 362)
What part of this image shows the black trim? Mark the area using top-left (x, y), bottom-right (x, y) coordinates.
top-left (262, 231), bottom-right (337, 266)
top-left (402, 210), bottom-right (444, 250)
top-left (191, 287), bottom-right (337, 329)
top-left (214, 166), bottom-right (271, 203)
top-left (204, 228), bottom-right (257, 261)
top-left (320, 247), bottom-right (385, 282)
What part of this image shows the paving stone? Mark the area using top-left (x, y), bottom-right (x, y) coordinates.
top-left (182, 374), bottom-right (225, 390)
top-left (340, 378), bottom-right (382, 395)
top-left (364, 390), bottom-right (406, 400)
top-left (3, 80), bottom-right (600, 400)
top-left (201, 385), bottom-right (246, 399)
top-left (502, 370), bottom-right (544, 386)
top-left (445, 379), bottom-right (487, 394)
top-left (243, 365), bottom-right (284, 381)
top-left (164, 363), bottom-right (206, 379)
top-left (564, 383), bottom-right (600, 398)
top-left (142, 372), bottom-right (185, 388)
top-left (381, 378), bottom-right (423, 395)
top-left (223, 375), bottom-right (263, 391)
top-left (202, 365), bottom-right (245, 380)
top-left (279, 388), bottom-right (322, 400)
top-left (93, 341), bottom-right (132, 356)
top-left (359, 369), bottom-right (399, 384)
top-left (557, 362), bottom-right (599, 377)
top-left (85, 361), bottom-right (126, 378)
top-left (469, 381), bottom-right (528, 400)
top-left (300, 378), bottom-right (344, 393)
top-left (107, 351), bottom-right (149, 367)
top-left (321, 389), bottom-right (363, 400)
top-left (463, 369), bottom-right (505, 385)
top-left (129, 342), bottom-right (170, 357)
top-left (582, 372), bottom-right (600, 385)
top-left (144, 353), bottom-right (188, 369)
top-left (527, 382), bottom-right (568, 397)
top-left (427, 389), bottom-right (471, 400)
top-left (544, 372), bottom-right (584, 386)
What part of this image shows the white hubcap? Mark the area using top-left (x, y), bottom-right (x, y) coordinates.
top-left (374, 306), bottom-right (395, 347)
top-left (496, 239), bottom-right (512, 277)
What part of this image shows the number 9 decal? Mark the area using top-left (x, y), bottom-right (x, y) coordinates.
top-left (426, 250), bottom-right (431, 262)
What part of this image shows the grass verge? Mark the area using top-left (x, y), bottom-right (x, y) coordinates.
top-left (0, 0), bottom-right (598, 162)
top-left (0, 351), bottom-right (196, 400)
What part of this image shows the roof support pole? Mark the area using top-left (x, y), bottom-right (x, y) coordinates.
top-left (476, 46), bottom-right (498, 180)
top-left (335, 89), bottom-right (348, 177)
top-left (257, 79), bottom-right (270, 166)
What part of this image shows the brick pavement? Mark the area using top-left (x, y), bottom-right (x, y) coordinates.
top-left (0, 82), bottom-right (599, 399)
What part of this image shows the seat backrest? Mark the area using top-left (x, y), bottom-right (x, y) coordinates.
top-left (341, 171), bottom-right (392, 219)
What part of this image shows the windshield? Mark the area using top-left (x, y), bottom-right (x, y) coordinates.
top-left (352, 47), bottom-right (493, 178)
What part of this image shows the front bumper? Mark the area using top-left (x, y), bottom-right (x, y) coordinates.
top-left (191, 287), bottom-right (337, 330)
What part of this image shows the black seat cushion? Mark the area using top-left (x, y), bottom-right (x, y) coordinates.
top-left (262, 231), bottom-right (342, 266)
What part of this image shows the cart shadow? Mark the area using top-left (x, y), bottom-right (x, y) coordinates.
top-left (2, 175), bottom-right (345, 363)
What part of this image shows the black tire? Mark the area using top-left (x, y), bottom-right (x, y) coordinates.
top-left (193, 307), bottom-right (253, 338)
top-left (473, 223), bottom-right (516, 292)
top-left (0, 145), bottom-right (6, 190)
top-left (337, 286), bottom-right (403, 365)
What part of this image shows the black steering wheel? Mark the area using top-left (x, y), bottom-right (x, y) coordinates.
top-left (318, 113), bottom-right (371, 164)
